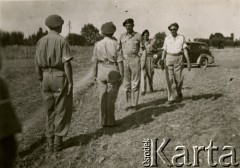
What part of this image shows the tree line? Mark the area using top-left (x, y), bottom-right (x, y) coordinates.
top-left (1, 23), bottom-right (239, 48)
top-left (194, 33), bottom-right (240, 48)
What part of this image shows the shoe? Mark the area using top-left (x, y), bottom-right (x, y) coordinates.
top-left (54, 136), bottom-right (63, 152)
top-left (150, 87), bottom-right (154, 93)
top-left (166, 100), bottom-right (175, 105)
top-left (176, 94), bottom-right (183, 102)
top-left (125, 106), bottom-right (132, 111)
top-left (141, 91), bottom-right (146, 95)
top-left (131, 106), bottom-right (139, 111)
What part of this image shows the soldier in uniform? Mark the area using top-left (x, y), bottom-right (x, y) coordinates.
top-left (0, 53), bottom-right (21, 168)
top-left (140, 30), bottom-right (158, 95)
top-left (161, 23), bottom-right (191, 104)
top-left (92, 22), bottom-right (124, 127)
top-left (119, 18), bottom-right (142, 111)
top-left (35, 14), bottom-right (73, 153)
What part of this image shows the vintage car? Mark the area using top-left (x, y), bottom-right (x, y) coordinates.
top-left (153, 42), bottom-right (215, 68)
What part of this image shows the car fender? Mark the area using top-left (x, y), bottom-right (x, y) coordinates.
top-left (197, 54), bottom-right (210, 65)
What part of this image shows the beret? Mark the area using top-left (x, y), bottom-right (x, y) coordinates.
top-left (45, 14), bottom-right (64, 29)
top-left (101, 22), bottom-right (116, 35)
top-left (123, 18), bottom-right (134, 27)
top-left (168, 23), bottom-right (179, 30)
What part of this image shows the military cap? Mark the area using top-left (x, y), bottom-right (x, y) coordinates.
top-left (101, 22), bottom-right (116, 35)
top-left (45, 14), bottom-right (64, 29)
top-left (168, 22), bottom-right (179, 30)
top-left (123, 18), bottom-right (134, 27)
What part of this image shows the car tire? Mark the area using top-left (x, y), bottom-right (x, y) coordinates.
top-left (200, 57), bottom-right (208, 68)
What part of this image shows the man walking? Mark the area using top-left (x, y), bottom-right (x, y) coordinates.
top-left (161, 23), bottom-right (191, 104)
top-left (35, 14), bottom-right (73, 153)
top-left (119, 18), bottom-right (142, 111)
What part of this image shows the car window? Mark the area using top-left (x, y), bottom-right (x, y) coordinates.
top-left (200, 45), bottom-right (208, 50)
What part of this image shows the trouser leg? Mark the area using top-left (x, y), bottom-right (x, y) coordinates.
top-left (123, 63), bottom-right (132, 107)
top-left (147, 57), bottom-right (154, 91)
top-left (174, 63), bottom-right (184, 96)
top-left (97, 80), bottom-right (108, 126)
top-left (141, 69), bottom-right (147, 93)
top-left (42, 77), bottom-right (55, 138)
top-left (106, 81), bottom-right (120, 125)
top-left (130, 57), bottom-right (141, 107)
top-left (53, 84), bottom-right (73, 137)
top-left (165, 65), bottom-right (175, 101)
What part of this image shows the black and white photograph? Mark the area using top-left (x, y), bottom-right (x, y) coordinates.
top-left (0, 0), bottom-right (240, 167)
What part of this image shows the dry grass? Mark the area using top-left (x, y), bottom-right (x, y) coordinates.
top-left (5, 47), bottom-right (240, 167)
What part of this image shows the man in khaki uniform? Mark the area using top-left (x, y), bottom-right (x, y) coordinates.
top-left (140, 30), bottom-right (158, 95)
top-left (119, 18), bottom-right (142, 111)
top-left (161, 23), bottom-right (191, 104)
top-left (35, 15), bottom-right (73, 152)
top-left (0, 53), bottom-right (21, 168)
top-left (92, 22), bottom-right (124, 127)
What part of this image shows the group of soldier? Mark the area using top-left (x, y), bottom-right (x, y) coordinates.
top-left (93, 18), bottom-right (191, 128)
top-left (0, 14), bottom-right (191, 166)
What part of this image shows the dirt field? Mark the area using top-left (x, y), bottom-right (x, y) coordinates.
top-left (2, 47), bottom-right (240, 167)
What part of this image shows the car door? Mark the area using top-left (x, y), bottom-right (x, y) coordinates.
top-left (188, 43), bottom-right (200, 63)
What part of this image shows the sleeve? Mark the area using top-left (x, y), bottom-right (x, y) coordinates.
top-left (92, 44), bottom-right (98, 62)
top-left (162, 37), bottom-right (167, 50)
top-left (62, 40), bottom-right (73, 63)
top-left (0, 79), bottom-right (21, 140)
top-left (182, 36), bottom-right (187, 49)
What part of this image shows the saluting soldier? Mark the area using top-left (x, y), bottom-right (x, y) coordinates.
top-left (92, 22), bottom-right (124, 127)
top-left (35, 14), bottom-right (73, 153)
top-left (0, 53), bottom-right (21, 168)
top-left (161, 23), bottom-right (191, 104)
top-left (119, 18), bottom-right (142, 111)
top-left (140, 29), bottom-right (158, 95)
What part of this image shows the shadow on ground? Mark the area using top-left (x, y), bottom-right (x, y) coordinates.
top-left (63, 93), bottom-right (223, 149)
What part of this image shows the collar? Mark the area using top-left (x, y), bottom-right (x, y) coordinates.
top-left (126, 31), bottom-right (136, 36)
top-left (170, 34), bottom-right (179, 39)
top-left (49, 30), bottom-right (60, 35)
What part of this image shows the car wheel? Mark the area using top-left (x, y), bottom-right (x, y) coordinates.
top-left (200, 57), bottom-right (208, 68)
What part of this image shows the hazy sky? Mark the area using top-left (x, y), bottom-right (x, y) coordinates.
top-left (0, 0), bottom-right (240, 40)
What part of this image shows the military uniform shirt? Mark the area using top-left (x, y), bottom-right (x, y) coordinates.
top-left (35, 30), bottom-right (73, 68)
top-left (119, 32), bottom-right (142, 59)
top-left (92, 37), bottom-right (124, 63)
top-left (162, 34), bottom-right (187, 54)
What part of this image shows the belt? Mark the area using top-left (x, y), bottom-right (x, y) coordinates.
top-left (98, 60), bottom-right (118, 66)
top-left (167, 52), bottom-right (183, 56)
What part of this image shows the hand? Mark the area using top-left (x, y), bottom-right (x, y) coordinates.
top-left (159, 59), bottom-right (165, 70)
top-left (67, 83), bottom-right (73, 95)
top-left (187, 63), bottom-right (191, 71)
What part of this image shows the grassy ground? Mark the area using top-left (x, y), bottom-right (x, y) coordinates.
top-left (2, 47), bottom-right (240, 167)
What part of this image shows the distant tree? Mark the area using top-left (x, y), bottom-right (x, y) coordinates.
top-left (0, 30), bottom-right (10, 46)
top-left (209, 32), bottom-right (225, 48)
top-left (81, 24), bottom-right (101, 46)
top-left (66, 33), bottom-right (85, 46)
top-left (154, 32), bottom-right (166, 48)
top-left (25, 27), bottom-right (48, 45)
